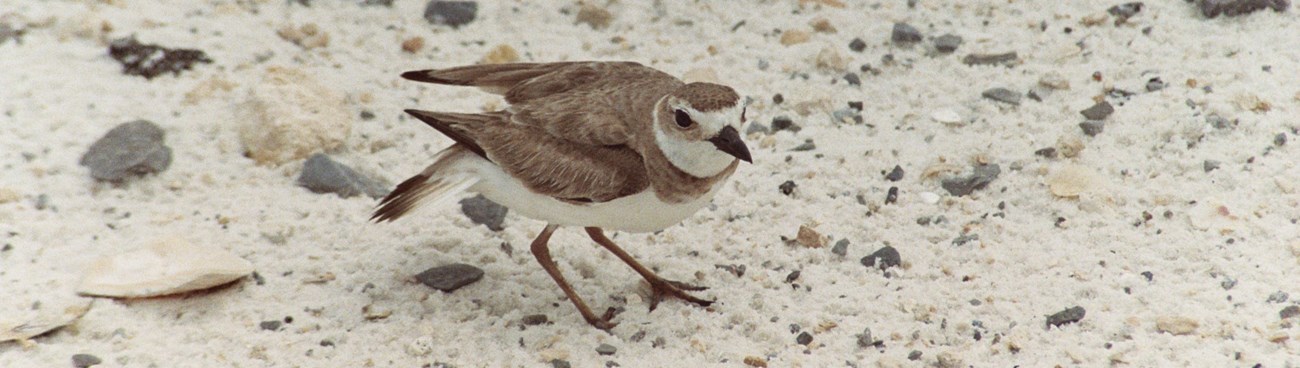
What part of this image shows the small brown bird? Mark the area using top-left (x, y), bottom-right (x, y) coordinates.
top-left (373, 61), bottom-right (751, 329)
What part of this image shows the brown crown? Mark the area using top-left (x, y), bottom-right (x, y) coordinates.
top-left (674, 82), bottom-right (740, 112)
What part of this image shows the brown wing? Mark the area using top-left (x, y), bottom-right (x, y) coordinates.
top-left (404, 110), bottom-right (649, 203)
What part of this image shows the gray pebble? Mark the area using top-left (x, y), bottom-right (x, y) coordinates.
top-left (260, 320), bottom-right (282, 331)
top-left (860, 246), bottom-right (900, 270)
top-left (1207, 114), bottom-right (1233, 129)
top-left (596, 343), bottom-right (617, 356)
top-left (885, 186), bottom-right (898, 204)
top-left (1145, 77), bottom-right (1166, 92)
top-left (1046, 306), bottom-right (1086, 327)
top-left (855, 327), bottom-right (879, 348)
top-left (796, 331), bottom-right (814, 345)
top-left (843, 73), bottom-right (861, 86)
top-left (424, 1), bottom-right (478, 28)
top-left (1027, 87), bottom-right (1051, 102)
top-left (951, 234), bottom-right (979, 246)
top-left (1281, 305), bottom-right (1300, 320)
top-left (1079, 120), bottom-right (1105, 137)
top-left (885, 165), bottom-right (904, 181)
top-left (522, 314), bottom-right (549, 325)
top-left (933, 34), bottom-right (962, 53)
top-left (791, 139), bottom-right (816, 152)
top-left (771, 116), bottom-right (801, 132)
top-left (415, 263), bottom-right (485, 292)
top-left (297, 154), bottom-right (389, 199)
top-left (459, 194), bottom-right (508, 231)
top-left (757, 59), bottom-right (770, 70)
top-left (551, 359), bottom-right (572, 368)
top-left (831, 239), bottom-right (849, 257)
top-left (745, 122), bottom-right (771, 135)
top-left (361, 0), bottom-right (394, 6)
top-left (1035, 147), bottom-right (1058, 159)
top-left (80, 120), bottom-right (172, 182)
top-left (908, 351), bottom-right (923, 360)
top-left (891, 23), bottom-right (923, 44)
top-left (1198, 0), bottom-right (1290, 18)
top-left (1108, 2), bottom-right (1145, 21)
top-left (941, 164), bottom-right (1001, 196)
top-left (1080, 101), bottom-right (1115, 120)
top-left (1267, 291), bottom-right (1289, 303)
top-left (963, 52), bottom-right (1018, 66)
top-left (34, 194), bottom-right (50, 211)
top-left (1220, 276), bottom-right (1237, 290)
top-left (779, 180), bottom-right (796, 195)
top-left (832, 108), bottom-right (862, 124)
top-left (981, 88), bottom-right (1021, 105)
top-left (1275, 132), bottom-right (1287, 147)
top-left (848, 37), bottom-right (867, 52)
top-left (72, 354), bottom-right (101, 368)
top-left (1141, 271), bottom-right (1154, 282)
top-left (1203, 160), bottom-right (1221, 172)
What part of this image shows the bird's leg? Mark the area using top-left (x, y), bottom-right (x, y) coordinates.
top-left (584, 227), bottom-right (714, 311)
top-left (530, 224), bottom-right (618, 330)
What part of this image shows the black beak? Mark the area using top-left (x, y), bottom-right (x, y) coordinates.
top-left (707, 126), bottom-right (752, 163)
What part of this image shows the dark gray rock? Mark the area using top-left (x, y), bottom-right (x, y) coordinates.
top-left (1079, 120), bottom-right (1105, 137)
top-left (72, 354), bottom-right (101, 368)
top-left (951, 234), bottom-right (979, 246)
top-left (885, 186), bottom-right (899, 205)
top-left (982, 88), bottom-right (1021, 105)
top-left (551, 359), bottom-right (572, 368)
top-left (416, 263), bottom-right (484, 292)
top-left (1035, 147), bottom-right (1058, 159)
top-left (933, 34), bottom-right (962, 53)
top-left (424, 1), bottom-right (479, 28)
top-left (771, 116), bottom-right (801, 132)
top-left (522, 314), bottom-right (549, 325)
top-left (1198, 0), bottom-right (1290, 18)
top-left (297, 154), bottom-right (389, 199)
top-left (596, 343), bottom-right (617, 356)
top-left (1203, 160), bottom-right (1221, 172)
top-left (1275, 132), bottom-right (1288, 147)
top-left (848, 37), bottom-right (867, 52)
top-left (779, 180), bottom-right (796, 195)
top-left (908, 350), bottom-right (923, 360)
top-left (831, 239), bottom-right (849, 257)
top-left (109, 37), bottom-right (212, 79)
top-left (1146, 77), bottom-right (1166, 92)
top-left (885, 165), bottom-right (904, 181)
top-left (1221, 276), bottom-right (1237, 290)
top-left (1207, 114), bottom-right (1233, 129)
top-left (1281, 305), bottom-right (1300, 319)
top-left (963, 52), bottom-right (1018, 66)
top-left (1108, 2), bottom-right (1145, 21)
top-left (459, 194), bottom-right (508, 231)
top-left (260, 320), bottom-right (282, 331)
top-left (941, 164), bottom-right (1000, 196)
top-left (861, 246), bottom-right (900, 270)
top-left (843, 72), bottom-right (861, 86)
top-left (832, 108), bottom-right (862, 124)
top-left (80, 120), bottom-right (172, 182)
top-left (796, 331), bottom-right (814, 345)
top-left (1080, 101), bottom-right (1115, 120)
top-left (1267, 291), bottom-right (1289, 303)
top-left (891, 23), bottom-right (922, 44)
top-left (1046, 306), bottom-right (1086, 327)
top-left (791, 139), bottom-right (816, 152)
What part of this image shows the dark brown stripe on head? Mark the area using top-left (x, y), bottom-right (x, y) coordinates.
top-left (674, 82), bottom-right (739, 112)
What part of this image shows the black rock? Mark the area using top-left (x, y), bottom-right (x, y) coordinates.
top-left (848, 101), bottom-right (864, 111)
top-left (551, 359), bottom-right (572, 368)
top-left (297, 154), bottom-right (389, 199)
top-left (981, 88), bottom-right (1021, 105)
top-left (831, 239), bottom-right (849, 257)
top-left (771, 116), bottom-right (801, 132)
top-left (861, 246), bottom-right (900, 270)
top-left (1046, 306), bottom-right (1086, 327)
top-left (1146, 77), bottom-right (1166, 92)
top-left (848, 37), bottom-right (867, 52)
top-left (1203, 160), bottom-right (1221, 172)
top-left (1281, 305), bottom-right (1300, 320)
top-left (779, 180), bottom-right (797, 195)
top-left (522, 314), bottom-right (549, 325)
top-left (843, 73), bottom-right (861, 86)
top-left (941, 164), bottom-right (1001, 196)
top-left (773, 93), bottom-right (784, 104)
top-left (1035, 147), bottom-right (1058, 159)
top-left (260, 320), bottom-right (282, 331)
top-left (1108, 2), bottom-right (1145, 21)
top-left (891, 23), bottom-right (923, 44)
top-left (415, 263), bottom-right (485, 292)
top-left (1079, 120), bottom-right (1105, 137)
top-left (596, 343), bottom-right (617, 356)
top-left (1140, 271), bottom-right (1154, 282)
top-left (1080, 101), bottom-right (1115, 120)
top-left (885, 165), bottom-right (904, 181)
top-left (885, 186), bottom-right (899, 204)
top-left (785, 270), bottom-right (801, 283)
top-left (1198, 0), bottom-right (1290, 18)
top-left (80, 120), bottom-right (172, 182)
top-left (424, 1), bottom-right (479, 28)
top-left (963, 52), bottom-right (1018, 66)
top-left (796, 331), bottom-right (814, 345)
top-left (933, 34), bottom-right (962, 53)
top-left (1275, 132), bottom-right (1288, 147)
top-left (459, 194), bottom-right (508, 231)
top-left (72, 354), bottom-right (102, 368)
top-left (109, 37), bottom-right (211, 79)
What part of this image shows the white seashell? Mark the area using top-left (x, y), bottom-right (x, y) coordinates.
top-left (1047, 164), bottom-right (1100, 198)
top-left (0, 299), bottom-right (93, 342)
top-left (930, 109), bottom-right (962, 125)
top-left (77, 237), bottom-right (254, 298)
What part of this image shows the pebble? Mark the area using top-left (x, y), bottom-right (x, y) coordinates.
top-left (832, 108), bottom-right (861, 124)
top-left (481, 44), bottom-right (519, 64)
top-left (108, 37), bottom-right (211, 79)
top-left (260, 320), bottom-right (282, 331)
top-left (855, 327), bottom-right (879, 348)
top-left (415, 263), bottom-right (484, 292)
top-left (745, 122), bottom-right (771, 135)
top-left (1046, 306), bottom-right (1086, 327)
top-left (1080, 101), bottom-right (1115, 120)
top-left (1275, 132), bottom-right (1288, 147)
top-left (796, 225), bottom-right (826, 248)
top-left (237, 67), bottom-right (351, 165)
top-left (885, 165), bottom-right (904, 181)
top-left (1198, 0), bottom-right (1290, 18)
top-left (743, 356), bottom-right (768, 367)
top-left (908, 351), bottom-right (923, 360)
top-left (1035, 147), bottom-right (1058, 159)
top-left (551, 359), bottom-right (572, 368)
top-left (77, 237), bottom-right (255, 298)
top-left (771, 116), bottom-right (801, 132)
top-left (575, 4), bottom-right (613, 30)
top-left (891, 23), bottom-right (923, 44)
top-left (424, 1), bottom-right (478, 28)
top-left (1220, 276), bottom-right (1237, 290)
top-left (297, 154), bottom-right (388, 199)
top-left (1039, 72), bottom-right (1070, 90)
top-left (1281, 306), bottom-right (1300, 320)
top-left (848, 37), bottom-right (866, 52)
top-left (779, 180), bottom-right (797, 195)
top-left (522, 314), bottom-right (549, 325)
top-left (796, 331), bottom-right (814, 345)
top-left (401, 37), bottom-right (425, 53)
top-left (1079, 120), bottom-right (1105, 137)
top-left (1108, 2), bottom-right (1145, 21)
top-left (930, 109), bottom-right (961, 125)
top-left (1155, 316), bottom-right (1198, 335)
top-left (918, 191), bottom-right (940, 204)
top-left (1145, 77), bottom-right (1166, 92)
top-left (831, 239), bottom-right (849, 257)
top-left (815, 47), bottom-right (848, 71)
top-left (1267, 291), bottom-right (1289, 303)
top-left (459, 194), bottom-right (508, 231)
top-left (860, 246), bottom-right (900, 270)
top-left (791, 139), bottom-right (816, 152)
top-left (1203, 160), bottom-right (1221, 172)
top-left (933, 34), bottom-right (962, 53)
top-left (843, 73), bottom-right (861, 86)
top-left (941, 164), bottom-right (1001, 196)
top-left (79, 120), bottom-right (172, 182)
top-left (595, 343), bottom-right (617, 355)
top-left (779, 29), bottom-right (811, 46)
top-left (361, 0), bottom-right (393, 6)
top-left (885, 186), bottom-right (899, 204)
top-left (951, 234), bottom-right (979, 246)
top-left (72, 354), bottom-right (102, 368)
top-left (981, 88), bottom-right (1021, 105)
top-left (962, 52), bottom-right (1018, 66)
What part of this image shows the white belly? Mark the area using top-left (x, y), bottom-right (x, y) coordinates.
top-left (464, 156), bottom-right (722, 233)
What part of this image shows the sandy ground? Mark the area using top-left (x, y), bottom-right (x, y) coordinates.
top-left (3, 0), bottom-right (1300, 367)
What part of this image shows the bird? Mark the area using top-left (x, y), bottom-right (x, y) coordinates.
top-left (372, 61), bottom-right (751, 329)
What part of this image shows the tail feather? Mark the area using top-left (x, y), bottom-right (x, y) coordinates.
top-left (371, 147), bottom-right (479, 222)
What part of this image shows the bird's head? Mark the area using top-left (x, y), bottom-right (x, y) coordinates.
top-left (653, 82), bottom-right (752, 178)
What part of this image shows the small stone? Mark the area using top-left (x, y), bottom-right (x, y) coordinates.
top-left (575, 4), bottom-right (613, 30)
top-left (1046, 306), bottom-right (1086, 327)
top-left (796, 224), bottom-right (826, 248)
top-left (815, 47), bottom-right (848, 71)
top-left (72, 354), bottom-right (102, 368)
top-left (1155, 316), bottom-right (1198, 335)
top-left (1079, 120), bottom-right (1105, 136)
top-left (779, 29), bottom-right (811, 46)
top-left (779, 180), bottom-right (796, 195)
top-left (982, 88), bottom-right (1021, 105)
top-left (1080, 101), bottom-right (1115, 120)
top-left (1198, 0), bottom-right (1290, 18)
top-left (237, 67), bottom-right (351, 165)
top-left (773, 94), bottom-right (784, 104)
top-left (855, 328), bottom-right (876, 348)
top-left (460, 194), bottom-right (508, 231)
top-left (908, 351), bottom-right (923, 360)
top-left (791, 139), bottom-right (816, 151)
top-left (1146, 77), bottom-right (1166, 92)
top-left (785, 270), bottom-right (801, 283)
top-left (1203, 160), bottom-right (1221, 172)
top-left (745, 123), bottom-right (770, 135)
top-left (941, 164), bottom-right (1001, 196)
top-left (80, 120), bottom-right (172, 182)
top-left (810, 18), bottom-right (836, 33)
top-left (277, 23), bottom-right (330, 49)
top-left (1267, 291), bottom-right (1289, 303)
top-left (361, 0), bottom-right (394, 6)
top-left (848, 37), bottom-right (867, 52)
top-left (771, 116), bottom-right (801, 132)
top-left (297, 154), bottom-right (388, 199)
top-left (1220, 276), bottom-right (1237, 290)
top-left (109, 37), bottom-right (212, 79)
top-left (963, 52), bottom-right (1018, 66)
top-left (1108, 2), bottom-right (1145, 21)
top-left (260, 320), bottom-right (282, 331)
top-left (951, 234), bottom-right (979, 246)
top-left (743, 356), bottom-right (768, 367)
top-left (77, 237), bottom-right (254, 298)
top-left (933, 34), bottom-right (962, 53)
top-left (843, 73), bottom-right (861, 86)
top-left (1035, 147), bottom-right (1058, 159)
top-left (796, 331), bottom-right (814, 345)
top-left (424, 1), bottom-right (478, 28)
top-left (401, 37), bottom-right (425, 53)
top-left (885, 186), bottom-right (899, 204)
top-left (595, 343), bottom-right (617, 356)
top-left (1039, 72), bottom-right (1070, 90)
top-left (860, 246), bottom-right (900, 270)
top-left (550, 359), bottom-right (572, 368)
top-left (891, 23), bottom-right (922, 44)
top-left (831, 239), bottom-right (849, 257)
top-left (1280, 306), bottom-right (1300, 320)
top-left (885, 165), bottom-right (904, 181)
top-left (1207, 114), bottom-right (1233, 130)
top-left (415, 263), bottom-right (484, 292)
top-left (522, 314), bottom-right (549, 325)
top-left (848, 101), bottom-right (863, 111)
top-left (930, 109), bottom-right (961, 124)
top-left (1141, 271), bottom-right (1154, 282)
top-left (1275, 133), bottom-right (1288, 147)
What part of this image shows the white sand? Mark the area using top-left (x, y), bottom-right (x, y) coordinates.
top-left (3, 0), bottom-right (1299, 366)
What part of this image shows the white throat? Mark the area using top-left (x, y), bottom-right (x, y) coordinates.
top-left (652, 100), bottom-right (736, 178)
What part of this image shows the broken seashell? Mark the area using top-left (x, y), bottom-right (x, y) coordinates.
top-left (1047, 164), bottom-right (1100, 197)
top-left (1, 299), bottom-right (93, 343)
top-left (78, 237), bottom-right (254, 298)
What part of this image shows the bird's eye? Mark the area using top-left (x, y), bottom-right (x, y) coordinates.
top-left (674, 109), bottom-right (694, 128)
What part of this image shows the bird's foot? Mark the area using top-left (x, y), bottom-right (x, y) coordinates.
top-left (647, 278), bottom-right (714, 311)
top-left (582, 307), bottom-right (621, 330)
